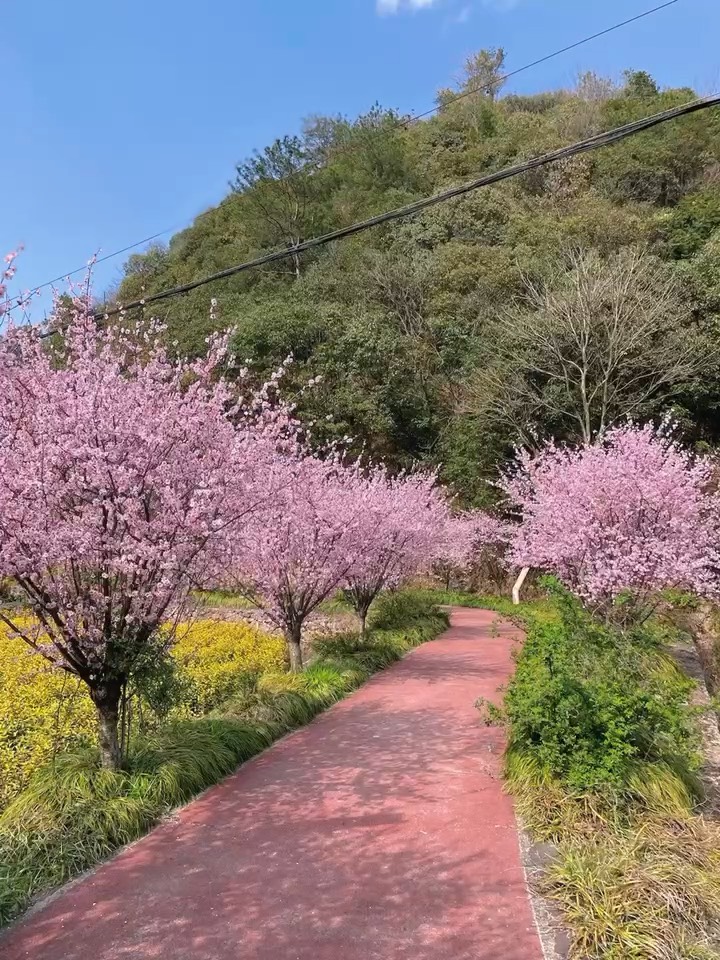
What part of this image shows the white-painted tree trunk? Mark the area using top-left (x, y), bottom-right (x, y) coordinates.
top-left (512, 567), bottom-right (530, 606)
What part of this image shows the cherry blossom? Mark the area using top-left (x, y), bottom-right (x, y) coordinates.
top-left (236, 455), bottom-right (370, 670)
top-left (433, 510), bottom-right (510, 590)
top-left (0, 299), bottom-right (287, 767)
top-left (500, 423), bottom-right (719, 612)
top-left (343, 468), bottom-right (450, 636)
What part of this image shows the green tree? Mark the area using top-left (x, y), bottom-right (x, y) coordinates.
top-left (437, 47), bottom-right (507, 107)
top-left (622, 69), bottom-right (660, 99)
top-left (110, 54), bottom-right (720, 500)
top-left (232, 136), bottom-right (322, 278)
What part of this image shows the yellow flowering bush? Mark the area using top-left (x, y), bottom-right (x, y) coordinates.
top-left (0, 624), bottom-right (95, 807)
top-left (0, 617), bottom-right (283, 808)
top-left (172, 619), bottom-right (285, 714)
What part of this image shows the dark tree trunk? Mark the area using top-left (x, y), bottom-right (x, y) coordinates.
top-left (357, 597), bottom-right (374, 642)
top-left (89, 681), bottom-right (123, 770)
top-left (346, 587), bottom-right (374, 642)
top-left (286, 623), bottom-right (304, 673)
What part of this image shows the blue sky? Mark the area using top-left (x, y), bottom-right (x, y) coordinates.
top-left (3, 0), bottom-right (718, 315)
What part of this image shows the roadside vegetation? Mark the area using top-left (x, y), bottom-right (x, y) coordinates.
top-left (0, 618), bottom-right (284, 807)
top-left (476, 584), bottom-right (720, 960)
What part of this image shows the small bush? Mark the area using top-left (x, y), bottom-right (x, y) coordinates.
top-left (487, 585), bottom-right (718, 959)
top-left (503, 591), bottom-right (699, 804)
top-left (301, 663), bottom-right (355, 703)
top-left (369, 590), bottom-right (444, 630)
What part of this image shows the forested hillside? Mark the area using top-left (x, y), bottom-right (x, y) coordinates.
top-left (112, 53), bottom-right (720, 504)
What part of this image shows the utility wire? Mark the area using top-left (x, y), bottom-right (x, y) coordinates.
top-left (407, 0), bottom-right (680, 124)
top-left (26, 227), bottom-right (184, 296)
top-left (38, 93), bottom-right (715, 337)
top-left (19, 0), bottom-right (680, 301)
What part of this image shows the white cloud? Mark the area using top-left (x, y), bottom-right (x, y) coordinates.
top-left (377, 0), bottom-right (440, 15)
top-left (454, 4), bottom-right (472, 23)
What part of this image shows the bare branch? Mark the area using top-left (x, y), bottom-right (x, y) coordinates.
top-left (460, 247), bottom-right (716, 444)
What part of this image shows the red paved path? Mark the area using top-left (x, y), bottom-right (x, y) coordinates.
top-left (1, 608), bottom-right (543, 960)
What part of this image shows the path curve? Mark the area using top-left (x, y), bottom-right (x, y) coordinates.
top-left (1, 608), bottom-right (543, 960)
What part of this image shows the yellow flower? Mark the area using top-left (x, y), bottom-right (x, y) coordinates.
top-left (0, 625), bottom-right (95, 806)
top-left (0, 617), bottom-right (283, 806)
top-left (173, 619), bottom-right (284, 714)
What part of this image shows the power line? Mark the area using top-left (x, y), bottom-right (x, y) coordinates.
top-left (26, 227), bottom-right (183, 296)
top-left (19, 0), bottom-right (680, 302)
top-left (41, 93), bottom-right (715, 337)
top-left (407, 0), bottom-right (680, 124)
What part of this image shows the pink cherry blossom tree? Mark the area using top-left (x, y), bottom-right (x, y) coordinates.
top-left (463, 511), bottom-right (512, 593)
top-left (433, 510), bottom-right (509, 591)
top-left (500, 423), bottom-right (719, 614)
top-left (343, 469), bottom-right (450, 637)
top-left (0, 251), bottom-right (19, 314)
top-left (433, 513), bottom-right (475, 590)
top-left (1, 249), bottom-right (36, 326)
top-left (0, 300), bottom-right (281, 769)
top-left (236, 454), bottom-right (369, 670)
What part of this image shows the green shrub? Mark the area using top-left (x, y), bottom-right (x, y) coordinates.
top-left (369, 590), bottom-right (444, 630)
top-left (491, 588), bottom-right (716, 959)
top-left (503, 590), bottom-right (699, 805)
top-left (428, 584), bottom-right (714, 957)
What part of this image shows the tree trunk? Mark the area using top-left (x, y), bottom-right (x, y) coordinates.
top-left (287, 624), bottom-right (304, 673)
top-left (90, 682), bottom-right (123, 770)
top-left (356, 597), bottom-right (374, 642)
top-left (512, 566), bottom-right (530, 606)
top-left (95, 700), bottom-right (122, 770)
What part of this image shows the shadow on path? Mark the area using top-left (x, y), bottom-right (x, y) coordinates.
top-left (1, 608), bottom-right (542, 960)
